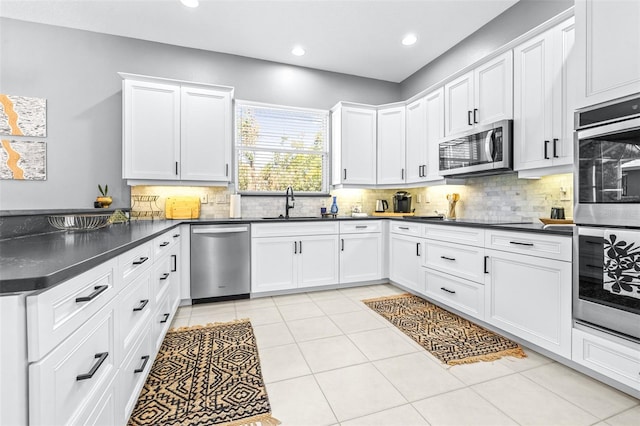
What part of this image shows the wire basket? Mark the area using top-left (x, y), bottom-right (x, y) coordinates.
top-left (48, 214), bottom-right (112, 231)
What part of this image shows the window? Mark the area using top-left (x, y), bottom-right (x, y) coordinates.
top-left (235, 101), bottom-right (329, 194)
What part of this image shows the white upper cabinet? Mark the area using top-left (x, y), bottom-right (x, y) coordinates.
top-left (405, 96), bottom-right (427, 184)
top-left (121, 73), bottom-right (233, 185)
top-left (180, 86), bottom-right (232, 182)
top-left (377, 104), bottom-right (406, 185)
top-left (424, 87), bottom-right (445, 181)
top-left (514, 17), bottom-right (576, 173)
top-left (444, 51), bottom-right (513, 137)
top-left (123, 79), bottom-right (181, 181)
top-left (331, 103), bottom-right (377, 185)
top-left (575, 0), bottom-right (640, 108)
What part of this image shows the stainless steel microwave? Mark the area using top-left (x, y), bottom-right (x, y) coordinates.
top-left (438, 120), bottom-right (513, 177)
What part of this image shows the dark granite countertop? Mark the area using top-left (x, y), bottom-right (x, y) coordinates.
top-left (0, 215), bottom-right (572, 294)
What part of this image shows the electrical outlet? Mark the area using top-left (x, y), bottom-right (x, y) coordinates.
top-left (200, 194), bottom-right (208, 204)
top-left (417, 194), bottom-right (422, 203)
top-left (216, 194), bottom-right (227, 204)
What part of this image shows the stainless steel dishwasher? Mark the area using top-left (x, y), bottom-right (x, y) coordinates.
top-left (190, 224), bottom-right (250, 303)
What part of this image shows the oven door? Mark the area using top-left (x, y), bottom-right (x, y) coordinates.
top-left (574, 117), bottom-right (640, 226)
top-left (574, 226), bottom-right (640, 340)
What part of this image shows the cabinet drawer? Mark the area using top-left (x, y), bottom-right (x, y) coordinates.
top-left (425, 224), bottom-right (484, 247)
top-left (117, 270), bottom-right (152, 362)
top-left (424, 268), bottom-right (485, 320)
top-left (118, 326), bottom-right (152, 424)
top-left (572, 327), bottom-right (640, 391)
top-left (390, 220), bottom-right (423, 236)
top-left (151, 254), bottom-right (174, 304)
top-left (152, 291), bottom-right (174, 352)
top-left (340, 220), bottom-right (381, 234)
top-left (485, 229), bottom-right (571, 261)
top-left (252, 221), bottom-right (339, 237)
top-left (119, 241), bottom-right (153, 286)
top-left (152, 228), bottom-right (181, 258)
top-left (424, 239), bottom-right (485, 284)
top-left (27, 259), bottom-right (118, 362)
top-left (29, 304), bottom-right (116, 426)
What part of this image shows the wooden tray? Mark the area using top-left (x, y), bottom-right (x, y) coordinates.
top-left (539, 218), bottom-right (573, 225)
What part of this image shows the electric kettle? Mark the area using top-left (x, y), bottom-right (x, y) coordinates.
top-left (375, 200), bottom-right (388, 212)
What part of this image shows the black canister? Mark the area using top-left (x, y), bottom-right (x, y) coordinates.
top-left (550, 207), bottom-right (565, 219)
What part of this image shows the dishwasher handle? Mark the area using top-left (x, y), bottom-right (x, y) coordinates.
top-left (192, 226), bottom-right (248, 234)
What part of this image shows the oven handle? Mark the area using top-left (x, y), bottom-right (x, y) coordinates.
top-left (577, 116), bottom-right (640, 139)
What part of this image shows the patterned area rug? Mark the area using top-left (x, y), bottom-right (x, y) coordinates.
top-left (363, 293), bottom-right (526, 366)
top-left (128, 319), bottom-right (280, 426)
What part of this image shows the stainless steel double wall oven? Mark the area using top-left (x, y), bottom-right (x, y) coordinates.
top-left (574, 95), bottom-right (640, 341)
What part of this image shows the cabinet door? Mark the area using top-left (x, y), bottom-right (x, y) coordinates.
top-left (514, 31), bottom-right (555, 171)
top-left (405, 96), bottom-right (427, 183)
top-left (389, 234), bottom-right (424, 293)
top-left (484, 249), bottom-right (572, 357)
top-left (377, 106), bottom-right (406, 185)
top-left (425, 87), bottom-right (445, 181)
top-left (475, 51), bottom-right (513, 126)
top-left (340, 233), bottom-right (382, 284)
top-left (341, 107), bottom-right (377, 184)
top-left (551, 18), bottom-right (576, 167)
top-left (123, 79), bottom-right (180, 180)
top-left (251, 237), bottom-right (297, 293)
top-left (298, 235), bottom-right (339, 288)
top-left (180, 86), bottom-right (232, 182)
top-left (444, 72), bottom-right (474, 137)
top-left (575, 0), bottom-right (640, 108)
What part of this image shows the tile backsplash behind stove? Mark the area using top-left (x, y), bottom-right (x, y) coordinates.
top-left (131, 173), bottom-right (573, 222)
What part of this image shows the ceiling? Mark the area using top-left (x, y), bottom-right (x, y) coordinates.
top-left (0, 0), bottom-right (520, 83)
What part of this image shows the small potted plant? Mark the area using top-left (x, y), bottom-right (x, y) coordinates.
top-left (96, 184), bottom-right (112, 208)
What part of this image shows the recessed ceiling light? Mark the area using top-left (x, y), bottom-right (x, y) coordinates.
top-left (291, 46), bottom-right (306, 56)
top-left (402, 34), bottom-right (417, 46)
top-left (180, 0), bottom-right (199, 8)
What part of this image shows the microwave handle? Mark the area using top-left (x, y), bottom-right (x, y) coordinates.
top-left (484, 130), bottom-right (495, 161)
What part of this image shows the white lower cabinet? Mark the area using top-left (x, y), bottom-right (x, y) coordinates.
top-left (389, 232), bottom-right (424, 293)
top-left (339, 221), bottom-right (382, 284)
top-left (29, 304), bottom-right (117, 426)
top-left (484, 248), bottom-right (572, 358)
top-left (118, 326), bottom-right (152, 424)
top-left (572, 327), bottom-right (640, 392)
top-left (251, 223), bottom-right (340, 294)
top-left (423, 268), bottom-right (485, 320)
top-left (26, 228), bottom-right (183, 425)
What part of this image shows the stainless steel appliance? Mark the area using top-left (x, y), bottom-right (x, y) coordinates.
top-left (573, 95), bottom-right (640, 341)
top-left (574, 95), bottom-right (640, 226)
top-left (439, 120), bottom-right (513, 177)
top-left (393, 191), bottom-right (412, 213)
top-left (375, 199), bottom-right (388, 212)
top-left (190, 224), bottom-right (250, 303)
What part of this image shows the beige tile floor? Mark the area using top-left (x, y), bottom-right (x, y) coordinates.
top-left (171, 284), bottom-right (639, 426)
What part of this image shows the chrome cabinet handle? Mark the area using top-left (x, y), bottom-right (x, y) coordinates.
top-left (160, 313), bottom-right (170, 323)
top-left (133, 299), bottom-right (149, 312)
top-left (159, 272), bottom-right (170, 281)
top-left (440, 287), bottom-right (456, 294)
top-left (440, 255), bottom-right (456, 261)
top-left (76, 285), bottom-right (108, 303)
top-left (132, 257), bottom-right (149, 265)
top-left (134, 355), bottom-right (150, 374)
top-left (76, 352), bottom-right (108, 381)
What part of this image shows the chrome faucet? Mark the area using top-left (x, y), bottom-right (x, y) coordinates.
top-left (285, 186), bottom-right (295, 218)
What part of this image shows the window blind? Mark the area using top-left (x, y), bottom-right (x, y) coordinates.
top-left (235, 101), bottom-right (329, 194)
